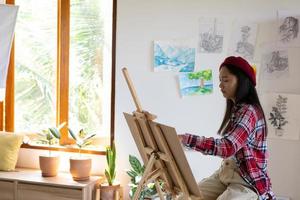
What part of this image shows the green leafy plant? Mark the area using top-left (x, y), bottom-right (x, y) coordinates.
top-left (38, 122), bottom-right (65, 156)
top-left (68, 128), bottom-right (96, 156)
top-left (126, 155), bottom-right (158, 199)
top-left (105, 142), bottom-right (116, 185)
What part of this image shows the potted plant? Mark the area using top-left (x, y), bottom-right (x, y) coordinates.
top-left (68, 128), bottom-right (96, 181)
top-left (126, 155), bottom-right (172, 200)
top-left (38, 123), bottom-right (65, 177)
top-left (126, 155), bottom-right (158, 199)
top-left (100, 142), bottom-right (121, 200)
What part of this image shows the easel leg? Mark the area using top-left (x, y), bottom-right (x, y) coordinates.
top-left (155, 181), bottom-right (164, 200)
top-left (133, 154), bottom-right (156, 200)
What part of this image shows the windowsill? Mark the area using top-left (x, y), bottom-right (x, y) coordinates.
top-left (21, 143), bottom-right (106, 155)
top-left (20, 134), bottom-right (110, 155)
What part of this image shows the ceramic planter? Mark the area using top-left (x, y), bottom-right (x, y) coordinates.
top-left (39, 155), bottom-right (60, 177)
top-left (69, 157), bottom-right (91, 181)
top-left (100, 182), bottom-right (120, 200)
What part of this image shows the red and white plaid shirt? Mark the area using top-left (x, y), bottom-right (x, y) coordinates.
top-left (182, 103), bottom-right (275, 200)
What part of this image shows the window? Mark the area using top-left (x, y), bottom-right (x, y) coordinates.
top-left (15, 0), bottom-right (57, 133)
top-left (1, 0), bottom-right (116, 154)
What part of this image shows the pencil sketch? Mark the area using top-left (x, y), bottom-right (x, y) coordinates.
top-left (228, 22), bottom-right (258, 61)
top-left (261, 50), bottom-right (289, 79)
top-left (261, 93), bottom-right (300, 140)
top-left (198, 18), bottom-right (224, 53)
top-left (236, 26), bottom-right (254, 57)
top-left (268, 95), bottom-right (288, 136)
top-left (279, 16), bottom-right (299, 43)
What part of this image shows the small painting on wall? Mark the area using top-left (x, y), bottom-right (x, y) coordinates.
top-left (154, 40), bottom-right (196, 72)
top-left (178, 69), bottom-right (213, 97)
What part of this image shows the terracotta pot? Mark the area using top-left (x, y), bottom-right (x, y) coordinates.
top-left (39, 155), bottom-right (59, 177)
top-left (100, 182), bottom-right (120, 200)
top-left (69, 157), bottom-right (91, 181)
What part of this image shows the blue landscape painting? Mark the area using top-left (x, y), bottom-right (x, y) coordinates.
top-left (178, 70), bottom-right (213, 96)
top-left (154, 41), bottom-right (195, 72)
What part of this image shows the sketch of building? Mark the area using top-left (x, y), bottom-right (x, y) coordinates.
top-left (279, 16), bottom-right (299, 43)
top-left (198, 18), bottom-right (224, 53)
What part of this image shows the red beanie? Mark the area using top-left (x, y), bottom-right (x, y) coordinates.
top-left (220, 56), bottom-right (256, 86)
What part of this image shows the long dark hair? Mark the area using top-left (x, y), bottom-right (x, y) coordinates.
top-left (218, 64), bottom-right (267, 135)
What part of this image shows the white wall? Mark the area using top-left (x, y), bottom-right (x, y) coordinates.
top-left (115, 0), bottom-right (300, 199)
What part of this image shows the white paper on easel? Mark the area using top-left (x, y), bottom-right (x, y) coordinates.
top-left (0, 4), bottom-right (18, 101)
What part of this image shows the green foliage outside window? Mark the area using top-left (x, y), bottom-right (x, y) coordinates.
top-left (14, 0), bottom-right (107, 143)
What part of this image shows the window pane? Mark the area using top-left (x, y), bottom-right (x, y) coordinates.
top-left (69, 0), bottom-right (112, 137)
top-left (15, 0), bottom-right (57, 132)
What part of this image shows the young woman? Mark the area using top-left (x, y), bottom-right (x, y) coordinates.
top-left (180, 56), bottom-right (275, 200)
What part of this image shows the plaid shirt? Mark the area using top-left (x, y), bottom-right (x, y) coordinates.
top-left (182, 103), bottom-right (275, 200)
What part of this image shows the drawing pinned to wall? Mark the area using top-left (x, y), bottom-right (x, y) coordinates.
top-left (261, 49), bottom-right (289, 79)
top-left (198, 17), bottom-right (224, 53)
top-left (261, 93), bottom-right (300, 140)
top-left (228, 22), bottom-right (258, 61)
top-left (268, 95), bottom-right (288, 137)
top-left (258, 45), bottom-right (300, 94)
top-left (0, 4), bottom-right (18, 101)
top-left (178, 69), bottom-right (213, 97)
top-left (276, 10), bottom-right (300, 47)
top-left (279, 16), bottom-right (299, 43)
top-left (154, 40), bottom-right (196, 72)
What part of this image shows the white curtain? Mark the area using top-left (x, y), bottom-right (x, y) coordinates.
top-left (0, 4), bottom-right (18, 101)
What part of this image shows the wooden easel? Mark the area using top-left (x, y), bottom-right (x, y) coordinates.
top-left (122, 68), bottom-right (203, 200)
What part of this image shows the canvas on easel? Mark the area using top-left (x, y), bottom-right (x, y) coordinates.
top-left (122, 67), bottom-right (203, 200)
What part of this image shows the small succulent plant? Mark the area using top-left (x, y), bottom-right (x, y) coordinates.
top-left (68, 128), bottom-right (96, 156)
top-left (38, 122), bottom-right (65, 156)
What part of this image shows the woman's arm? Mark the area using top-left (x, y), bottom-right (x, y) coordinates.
top-left (180, 105), bottom-right (256, 158)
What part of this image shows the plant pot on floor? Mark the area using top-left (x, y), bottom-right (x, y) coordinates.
top-left (100, 182), bottom-right (120, 200)
top-left (70, 157), bottom-right (91, 181)
top-left (39, 155), bottom-right (60, 177)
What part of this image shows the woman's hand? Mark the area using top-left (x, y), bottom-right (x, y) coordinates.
top-left (178, 134), bottom-right (185, 143)
top-left (178, 134), bottom-right (193, 151)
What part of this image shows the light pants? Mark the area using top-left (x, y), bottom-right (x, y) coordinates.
top-left (176, 159), bottom-right (258, 200)
top-left (197, 159), bottom-right (258, 200)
